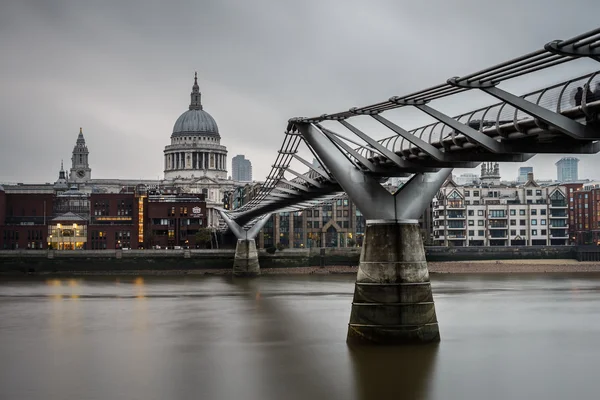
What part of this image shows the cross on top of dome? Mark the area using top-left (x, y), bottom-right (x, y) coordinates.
top-left (190, 72), bottom-right (202, 110)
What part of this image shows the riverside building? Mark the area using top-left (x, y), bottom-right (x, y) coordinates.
top-left (432, 163), bottom-right (569, 246)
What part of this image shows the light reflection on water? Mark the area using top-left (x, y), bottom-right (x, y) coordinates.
top-left (1, 273), bottom-right (600, 400)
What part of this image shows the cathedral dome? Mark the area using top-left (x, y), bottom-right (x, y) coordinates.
top-left (172, 109), bottom-right (219, 136)
top-left (171, 72), bottom-right (219, 137)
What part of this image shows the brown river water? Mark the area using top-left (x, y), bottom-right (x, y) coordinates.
top-left (1, 273), bottom-right (600, 400)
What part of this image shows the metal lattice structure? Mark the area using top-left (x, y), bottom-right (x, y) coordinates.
top-left (226, 27), bottom-right (600, 227)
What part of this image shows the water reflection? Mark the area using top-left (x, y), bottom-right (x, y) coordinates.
top-left (2, 274), bottom-right (600, 400)
top-left (349, 345), bottom-right (438, 400)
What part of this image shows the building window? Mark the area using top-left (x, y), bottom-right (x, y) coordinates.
top-left (532, 229), bottom-right (538, 236)
top-left (489, 210), bottom-right (505, 218)
top-left (531, 209), bottom-right (537, 215)
top-left (510, 220), bottom-right (516, 225)
top-left (478, 220), bottom-right (484, 226)
top-left (541, 209), bottom-right (546, 215)
top-left (468, 220), bottom-right (474, 226)
top-left (478, 230), bottom-right (484, 236)
top-left (520, 229), bottom-right (526, 235)
top-left (520, 210), bottom-right (526, 215)
top-left (531, 219), bottom-right (537, 225)
top-left (473, 191), bottom-right (479, 197)
top-left (510, 209), bottom-right (516, 216)
top-left (536, 190), bottom-right (542, 196)
top-left (468, 230), bottom-right (474, 236)
top-left (510, 230), bottom-right (516, 236)
top-left (541, 229), bottom-right (547, 235)
top-left (465, 190), bottom-right (470, 196)
top-left (468, 210), bottom-right (474, 216)
top-left (527, 190), bottom-right (532, 196)
top-left (477, 210), bottom-right (484, 216)
top-left (541, 219), bottom-right (546, 225)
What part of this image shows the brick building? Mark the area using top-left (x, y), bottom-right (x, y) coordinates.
top-left (0, 186), bottom-right (53, 250)
top-left (146, 193), bottom-right (207, 249)
top-left (89, 191), bottom-right (141, 249)
top-left (566, 182), bottom-right (600, 245)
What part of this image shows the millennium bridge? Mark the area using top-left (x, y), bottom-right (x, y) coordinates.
top-left (219, 27), bottom-right (600, 345)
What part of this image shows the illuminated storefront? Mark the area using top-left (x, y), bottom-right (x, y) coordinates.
top-left (48, 213), bottom-right (88, 250)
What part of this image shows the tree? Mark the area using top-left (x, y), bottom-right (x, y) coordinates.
top-left (195, 228), bottom-right (212, 249)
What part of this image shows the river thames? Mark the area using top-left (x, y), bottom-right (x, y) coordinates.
top-left (1, 273), bottom-right (599, 400)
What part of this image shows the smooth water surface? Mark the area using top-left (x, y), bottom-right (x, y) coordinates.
top-left (1, 273), bottom-right (600, 400)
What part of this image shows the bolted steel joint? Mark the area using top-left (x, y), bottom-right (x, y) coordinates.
top-left (389, 96), bottom-right (428, 106)
top-left (349, 107), bottom-right (381, 115)
top-left (447, 76), bottom-right (496, 89)
top-left (544, 40), bottom-right (600, 57)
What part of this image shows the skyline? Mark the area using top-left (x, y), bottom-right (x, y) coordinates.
top-left (2, 0), bottom-right (600, 184)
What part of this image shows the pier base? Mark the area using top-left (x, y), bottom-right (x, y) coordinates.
top-left (233, 239), bottom-right (260, 277)
top-left (347, 220), bottom-right (439, 345)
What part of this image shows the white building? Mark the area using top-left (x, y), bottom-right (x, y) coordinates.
top-left (432, 164), bottom-right (569, 247)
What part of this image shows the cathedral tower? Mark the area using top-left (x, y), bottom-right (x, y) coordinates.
top-left (70, 127), bottom-right (92, 182)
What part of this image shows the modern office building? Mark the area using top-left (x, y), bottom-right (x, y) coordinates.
top-left (517, 166), bottom-right (533, 183)
top-left (556, 157), bottom-right (579, 182)
top-left (231, 155), bottom-right (252, 182)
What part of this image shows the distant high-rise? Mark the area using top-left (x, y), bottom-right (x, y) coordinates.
top-left (555, 157), bottom-right (579, 182)
top-left (517, 166), bottom-right (533, 183)
top-left (232, 155), bottom-right (252, 182)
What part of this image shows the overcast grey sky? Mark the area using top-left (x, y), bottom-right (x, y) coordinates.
top-left (1, 0), bottom-right (600, 184)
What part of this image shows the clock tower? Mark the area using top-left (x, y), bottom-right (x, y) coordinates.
top-left (69, 127), bottom-right (92, 182)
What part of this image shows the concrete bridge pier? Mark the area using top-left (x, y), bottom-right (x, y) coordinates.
top-left (296, 123), bottom-right (450, 345)
top-left (347, 219), bottom-right (439, 345)
top-left (233, 238), bottom-right (260, 276)
top-left (218, 210), bottom-right (271, 277)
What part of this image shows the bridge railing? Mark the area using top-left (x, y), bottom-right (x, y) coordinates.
top-left (350, 71), bottom-right (600, 158)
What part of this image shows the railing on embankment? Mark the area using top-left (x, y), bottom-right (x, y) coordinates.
top-left (575, 246), bottom-right (600, 262)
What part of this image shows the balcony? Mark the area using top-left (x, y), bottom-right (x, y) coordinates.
top-left (550, 201), bottom-right (567, 208)
top-left (549, 214), bottom-right (568, 219)
top-left (489, 230), bottom-right (508, 238)
top-left (447, 234), bottom-right (466, 239)
top-left (488, 214), bottom-right (508, 219)
top-left (489, 223), bottom-right (508, 229)
top-left (446, 213), bottom-right (466, 219)
top-left (447, 205), bottom-right (466, 210)
top-left (550, 223), bottom-right (568, 229)
top-left (447, 226), bottom-right (465, 231)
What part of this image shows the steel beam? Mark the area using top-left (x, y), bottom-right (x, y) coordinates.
top-left (286, 168), bottom-right (322, 187)
top-left (292, 154), bottom-right (331, 179)
top-left (368, 116), bottom-right (447, 161)
top-left (280, 178), bottom-right (310, 192)
top-left (414, 104), bottom-right (508, 153)
top-left (296, 123), bottom-right (450, 220)
top-left (480, 86), bottom-right (600, 140)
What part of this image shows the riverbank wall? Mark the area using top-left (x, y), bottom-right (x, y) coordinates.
top-left (0, 245), bottom-right (590, 275)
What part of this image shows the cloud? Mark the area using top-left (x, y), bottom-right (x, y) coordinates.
top-left (1, 0), bottom-right (600, 184)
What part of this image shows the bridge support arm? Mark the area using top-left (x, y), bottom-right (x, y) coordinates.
top-left (295, 123), bottom-right (447, 345)
top-left (218, 210), bottom-right (272, 277)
